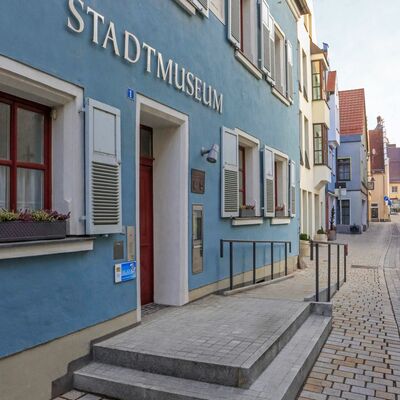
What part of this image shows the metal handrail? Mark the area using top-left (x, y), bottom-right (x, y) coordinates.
top-left (220, 239), bottom-right (292, 290)
top-left (310, 240), bottom-right (348, 302)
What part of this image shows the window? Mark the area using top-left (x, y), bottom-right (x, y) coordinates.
top-left (299, 111), bottom-right (304, 166)
top-left (313, 124), bottom-right (328, 165)
top-left (228, 0), bottom-right (293, 101)
top-left (0, 92), bottom-right (51, 211)
top-left (263, 146), bottom-right (296, 218)
top-left (312, 60), bottom-right (326, 101)
top-left (392, 186), bottom-right (398, 193)
top-left (338, 199), bottom-right (350, 225)
top-left (274, 28), bottom-right (286, 96)
top-left (239, 146), bottom-right (246, 205)
top-left (221, 127), bottom-right (260, 217)
top-left (337, 158), bottom-right (351, 181)
top-left (227, 0), bottom-right (257, 63)
top-left (304, 116), bottom-right (310, 169)
top-left (302, 50), bottom-right (308, 99)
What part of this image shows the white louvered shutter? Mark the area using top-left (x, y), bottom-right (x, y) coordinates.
top-left (290, 160), bottom-right (296, 217)
top-left (263, 146), bottom-right (275, 217)
top-left (259, 0), bottom-right (272, 76)
top-left (192, 0), bottom-right (210, 17)
top-left (269, 15), bottom-right (276, 83)
top-left (221, 127), bottom-right (239, 218)
top-left (85, 98), bottom-right (122, 234)
top-left (227, 0), bottom-right (241, 48)
top-left (286, 40), bottom-right (294, 102)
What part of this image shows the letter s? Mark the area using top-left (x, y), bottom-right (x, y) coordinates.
top-left (67, 0), bottom-right (85, 33)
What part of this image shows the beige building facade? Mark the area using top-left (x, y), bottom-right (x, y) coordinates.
top-left (298, 2), bottom-right (331, 238)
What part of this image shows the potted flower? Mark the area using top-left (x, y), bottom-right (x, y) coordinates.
top-left (350, 223), bottom-right (360, 234)
top-left (328, 206), bottom-right (337, 241)
top-left (299, 233), bottom-right (310, 257)
top-left (0, 209), bottom-right (70, 243)
top-left (239, 204), bottom-right (256, 218)
top-left (314, 227), bottom-right (327, 242)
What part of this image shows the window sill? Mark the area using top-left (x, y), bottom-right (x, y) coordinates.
top-left (0, 237), bottom-right (95, 260)
top-left (174, 0), bottom-right (196, 15)
top-left (234, 50), bottom-right (263, 80)
top-left (232, 217), bottom-right (264, 226)
top-left (270, 217), bottom-right (291, 225)
top-left (271, 87), bottom-right (291, 106)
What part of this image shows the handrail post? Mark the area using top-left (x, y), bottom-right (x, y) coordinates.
top-left (337, 245), bottom-right (340, 291)
top-left (315, 243), bottom-right (319, 302)
top-left (327, 244), bottom-right (331, 302)
top-left (285, 242), bottom-right (288, 276)
top-left (271, 243), bottom-right (274, 280)
top-left (229, 241), bottom-right (233, 290)
top-left (253, 242), bottom-right (256, 284)
top-left (310, 240), bottom-right (314, 261)
top-left (344, 244), bottom-right (347, 283)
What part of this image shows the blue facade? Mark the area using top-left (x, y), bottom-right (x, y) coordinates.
top-left (336, 134), bottom-right (368, 231)
top-left (0, 0), bottom-right (301, 359)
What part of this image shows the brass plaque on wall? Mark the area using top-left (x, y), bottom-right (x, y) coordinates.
top-left (191, 169), bottom-right (205, 194)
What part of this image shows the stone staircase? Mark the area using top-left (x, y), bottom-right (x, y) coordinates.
top-left (73, 296), bottom-right (332, 400)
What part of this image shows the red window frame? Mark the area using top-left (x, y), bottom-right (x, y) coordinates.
top-left (0, 91), bottom-right (52, 211)
top-left (239, 146), bottom-right (246, 206)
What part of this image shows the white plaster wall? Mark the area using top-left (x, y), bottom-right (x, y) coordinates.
top-left (153, 125), bottom-right (189, 306)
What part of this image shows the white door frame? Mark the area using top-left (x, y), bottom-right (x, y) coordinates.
top-left (135, 95), bottom-right (189, 321)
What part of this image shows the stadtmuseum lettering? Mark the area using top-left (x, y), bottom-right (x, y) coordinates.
top-left (67, 0), bottom-right (224, 114)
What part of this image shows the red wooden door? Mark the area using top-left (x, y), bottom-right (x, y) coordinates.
top-left (140, 126), bottom-right (154, 305)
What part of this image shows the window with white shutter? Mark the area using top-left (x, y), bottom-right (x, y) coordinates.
top-left (227, 0), bottom-right (241, 48)
top-left (221, 127), bottom-right (239, 217)
top-left (269, 15), bottom-right (275, 83)
top-left (260, 0), bottom-right (271, 75)
top-left (286, 40), bottom-right (294, 102)
top-left (263, 146), bottom-right (275, 217)
top-left (85, 98), bottom-right (122, 234)
top-left (290, 160), bottom-right (296, 217)
top-left (192, 0), bottom-right (210, 17)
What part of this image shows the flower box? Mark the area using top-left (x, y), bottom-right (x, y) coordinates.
top-left (0, 221), bottom-right (67, 243)
top-left (239, 208), bottom-right (256, 218)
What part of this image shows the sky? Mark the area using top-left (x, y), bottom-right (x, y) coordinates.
top-left (313, 0), bottom-right (400, 144)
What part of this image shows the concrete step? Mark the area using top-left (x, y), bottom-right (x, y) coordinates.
top-left (74, 313), bottom-right (332, 400)
top-left (92, 300), bottom-right (311, 388)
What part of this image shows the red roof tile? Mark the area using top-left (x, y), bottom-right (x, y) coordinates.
top-left (339, 89), bottom-right (367, 135)
top-left (326, 71), bottom-right (336, 93)
top-left (388, 145), bottom-right (400, 183)
top-left (369, 129), bottom-right (384, 172)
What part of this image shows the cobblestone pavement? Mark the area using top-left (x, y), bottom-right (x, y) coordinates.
top-left (298, 218), bottom-right (400, 400)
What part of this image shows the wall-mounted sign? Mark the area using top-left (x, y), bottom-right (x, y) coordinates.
top-left (67, 0), bottom-right (223, 114)
top-left (115, 261), bottom-right (136, 283)
top-left (127, 88), bottom-right (135, 101)
top-left (191, 169), bottom-right (205, 194)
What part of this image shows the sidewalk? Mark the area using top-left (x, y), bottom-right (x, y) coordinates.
top-left (298, 220), bottom-right (400, 400)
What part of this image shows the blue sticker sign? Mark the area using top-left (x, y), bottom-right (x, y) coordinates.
top-left (115, 261), bottom-right (136, 283)
top-left (127, 88), bottom-right (135, 101)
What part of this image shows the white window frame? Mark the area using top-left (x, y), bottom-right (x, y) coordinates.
top-left (273, 22), bottom-right (286, 97)
top-left (236, 128), bottom-right (261, 216)
top-left (210, 0), bottom-right (225, 23)
top-left (0, 55), bottom-right (85, 235)
top-left (192, 0), bottom-right (210, 17)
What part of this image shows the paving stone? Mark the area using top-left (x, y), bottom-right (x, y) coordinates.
top-left (61, 391), bottom-right (86, 400)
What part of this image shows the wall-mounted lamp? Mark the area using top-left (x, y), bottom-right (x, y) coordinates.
top-left (201, 144), bottom-right (219, 164)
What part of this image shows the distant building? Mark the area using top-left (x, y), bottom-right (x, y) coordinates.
top-left (326, 70), bottom-right (340, 231)
top-left (368, 117), bottom-right (390, 221)
top-left (388, 144), bottom-right (400, 211)
top-left (337, 89), bottom-right (369, 232)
